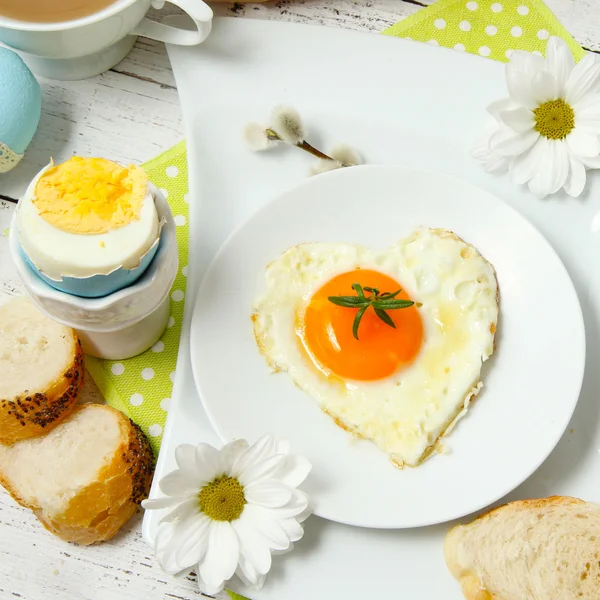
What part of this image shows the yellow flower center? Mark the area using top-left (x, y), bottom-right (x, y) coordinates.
top-left (533, 99), bottom-right (575, 140)
top-left (198, 475), bottom-right (246, 522)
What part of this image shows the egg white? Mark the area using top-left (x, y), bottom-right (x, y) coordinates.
top-left (16, 163), bottom-right (160, 280)
top-left (252, 228), bottom-right (499, 467)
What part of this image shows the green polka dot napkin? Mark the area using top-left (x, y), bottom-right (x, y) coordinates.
top-left (86, 141), bottom-right (189, 456)
top-left (383, 0), bottom-right (584, 61)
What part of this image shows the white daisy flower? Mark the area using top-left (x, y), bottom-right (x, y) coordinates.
top-left (474, 36), bottom-right (600, 198)
top-left (143, 435), bottom-right (311, 595)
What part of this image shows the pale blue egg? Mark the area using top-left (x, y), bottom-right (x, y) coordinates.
top-left (0, 47), bottom-right (41, 170)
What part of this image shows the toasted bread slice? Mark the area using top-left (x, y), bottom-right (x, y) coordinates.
top-left (0, 296), bottom-right (83, 444)
top-left (0, 403), bottom-right (154, 545)
top-left (444, 496), bottom-right (600, 600)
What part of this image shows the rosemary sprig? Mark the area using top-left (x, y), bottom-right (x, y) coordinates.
top-left (328, 283), bottom-right (415, 340)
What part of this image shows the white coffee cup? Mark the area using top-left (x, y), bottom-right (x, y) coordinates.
top-left (0, 0), bottom-right (213, 80)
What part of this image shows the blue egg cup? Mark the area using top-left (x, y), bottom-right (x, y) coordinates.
top-left (19, 237), bottom-right (161, 299)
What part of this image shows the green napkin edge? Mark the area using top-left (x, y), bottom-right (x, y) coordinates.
top-left (227, 591), bottom-right (250, 600)
top-left (382, 0), bottom-right (585, 60)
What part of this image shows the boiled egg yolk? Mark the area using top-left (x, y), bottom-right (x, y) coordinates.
top-left (299, 270), bottom-right (423, 381)
top-left (33, 156), bottom-right (148, 235)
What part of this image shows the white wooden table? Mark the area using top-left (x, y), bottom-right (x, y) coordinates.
top-left (0, 1), bottom-right (598, 598)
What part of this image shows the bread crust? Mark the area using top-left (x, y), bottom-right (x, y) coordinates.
top-left (0, 404), bottom-right (155, 545)
top-left (0, 334), bottom-right (84, 445)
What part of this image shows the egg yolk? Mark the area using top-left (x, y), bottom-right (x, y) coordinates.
top-left (34, 157), bottom-right (148, 235)
top-left (299, 270), bottom-right (423, 381)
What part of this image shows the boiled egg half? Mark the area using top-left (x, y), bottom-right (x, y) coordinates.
top-left (16, 157), bottom-right (160, 298)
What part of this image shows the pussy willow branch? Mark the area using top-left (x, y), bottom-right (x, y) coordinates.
top-left (266, 128), bottom-right (337, 162)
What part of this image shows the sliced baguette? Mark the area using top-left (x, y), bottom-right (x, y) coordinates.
top-left (444, 496), bottom-right (600, 600)
top-left (0, 296), bottom-right (84, 444)
top-left (0, 403), bottom-right (154, 545)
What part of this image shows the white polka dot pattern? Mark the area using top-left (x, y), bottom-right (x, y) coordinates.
top-left (142, 368), bottom-right (155, 381)
top-left (149, 424), bottom-right (162, 437)
top-left (130, 393), bottom-right (144, 407)
top-left (111, 363), bottom-right (125, 375)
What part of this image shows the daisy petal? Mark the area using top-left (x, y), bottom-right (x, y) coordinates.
top-left (506, 69), bottom-right (537, 109)
top-left (489, 127), bottom-right (539, 156)
top-left (175, 444), bottom-right (197, 472)
top-left (574, 94), bottom-right (600, 135)
top-left (236, 557), bottom-right (258, 588)
top-left (509, 139), bottom-right (542, 184)
top-left (163, 507), bottom-right (205, 571)
top-left (232, 434), bottom-right (277, 478)
top-left (175, 513), bottom-right (212, 567)
top-left (567, 128), bottom-right (600, 157)
top-left (155, 522), bottom-right (184, 575)
top-left (499, 107), bottom-right (535, 133)
top-left (243, 504), bottom-right (291, 551)
top-left (142, 495), bottom-right (187, 510)
top-left (159, 470), bottom-right (200, 497)
top-left (159, 497), bottom-right (199, 525)
top-left (236, 556), bottom-right (266, 590)
top-left (531, 71), bottom-right (560, 105)
top-left (232, 510), bottom-right (272, 575)
top-left (277, 454), bottom-right (312, 488)
top-left (580, 154), bottom-right (600, 168)
top-left (245, 480), bottom-right (293, 508)
top-left (280, 517), bottom-right (305, 542)
top-left (219, 439), bottom-right (249, 471)
top-left (199, 521), bottom-right (240, 594)
top-left (271, 489), bottom-right (310, 520)
top-left (565, 54), bottom-right (600, 106)
top-left (195, 443), bottom-right (223, 481)
top-left (545, 37), bottom-right (575, 90)
top-left (527, 138), bottom-right (554, 197)
top-left (238, 454), bottom-right (285, 486)
top-left (487, 98), bottom-right (515, 121)
top-left (565, 156), bottom-right (587, 197)
top-left (471, 119), bottom-right (511, 172)
top-left (549, 141), bottom-right (570, 194)
top-left (509, 50), bottom-right (545, 77)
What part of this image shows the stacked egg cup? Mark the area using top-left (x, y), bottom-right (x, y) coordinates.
top-left (9, 157), bottom-right (178, 360)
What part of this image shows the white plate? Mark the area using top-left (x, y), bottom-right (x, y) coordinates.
top-left (189, 164), bottom-right (585, 529)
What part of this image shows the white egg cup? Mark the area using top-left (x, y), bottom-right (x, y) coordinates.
top-left (9, 184), bottom-right (179, 360)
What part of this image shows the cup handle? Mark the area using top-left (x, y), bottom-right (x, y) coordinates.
top-left (131, 0), bottom-right (213, 46)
